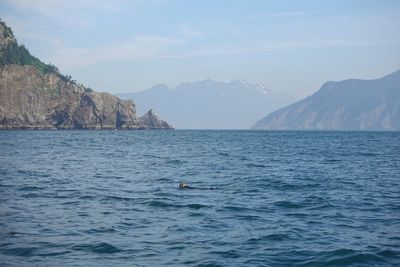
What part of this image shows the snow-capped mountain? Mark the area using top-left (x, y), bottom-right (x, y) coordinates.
top-left (118, 79), bottom-right (297, 129)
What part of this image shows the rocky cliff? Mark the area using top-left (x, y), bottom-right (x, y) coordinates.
top-left (0, 19), bottom-right (172, 130)
top-left (252, 70), bottom-right (400, 130)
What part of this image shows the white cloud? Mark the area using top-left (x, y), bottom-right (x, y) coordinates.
top-left (6, 0), bottom-right (171, 16)
top-left (240, 11), bottom-right (306, 20)
top-left (177, 24), bottom-right (204, 39)
top-left (8, 0), bottom-right (121, 14)
top-left (36, 35), bottom-right (400, 68)
top-left (51, 35), bottom-right (187, 67)
top-left (5, 0), bottom-right (123, 30)
top-left (166, 39), bottom-right (400, 59)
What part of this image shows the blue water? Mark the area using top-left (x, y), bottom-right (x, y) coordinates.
top-left (0, 130), bottom-right (399, 266)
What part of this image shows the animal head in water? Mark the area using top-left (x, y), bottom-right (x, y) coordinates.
top-left (179, 182), bottom-right (190, 189)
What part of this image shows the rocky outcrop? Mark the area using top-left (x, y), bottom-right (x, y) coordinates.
top-left (0, 20), bottom-right (172, 130)
top-left (252, 70), bottom-right (400, 130)
top-left (139, 109), bottom-right (173, 129)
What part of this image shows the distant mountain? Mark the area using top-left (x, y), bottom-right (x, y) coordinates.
top-left (0, 19), bottom-right (172, 130)
top-left (252, 70), bottom-right (400, 130)
top-left (118, 79), bottom-right (297, 129)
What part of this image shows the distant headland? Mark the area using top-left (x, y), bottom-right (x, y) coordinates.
top-left (0, 19), bottom-right (172, 130)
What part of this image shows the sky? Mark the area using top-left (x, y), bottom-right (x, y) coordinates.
top-left (0, 0), bottom-right (399, 95)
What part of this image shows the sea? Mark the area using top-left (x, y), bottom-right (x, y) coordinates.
top-left (0, 130), bottom-right (399, 266)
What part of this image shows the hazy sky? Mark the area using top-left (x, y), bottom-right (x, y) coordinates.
top-left (1, 0), bottom-right (399, 95)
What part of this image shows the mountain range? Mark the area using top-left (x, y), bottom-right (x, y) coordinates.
top-left (252, 70), bottom-right (400, 130)
top-left (1, 19), bottom-right (398, 131)
top-left (118, 80), bottom-right (297, 129)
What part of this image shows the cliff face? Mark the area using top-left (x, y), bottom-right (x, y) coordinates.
top-left (252, 70), bottom-right (400, 130)
top-left (0, 65), bottom-right (140, 129)
top-left (0, 20), bottom-right (172, 130)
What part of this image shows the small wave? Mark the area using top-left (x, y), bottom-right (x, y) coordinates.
top-left (102, 211), bottom-right (113, 215)
top-left (235, 214), bottom-right (261, 221)
top-left (186, 203), bottom-right (208, 210)
top-left (210, 249), bottom-right (241, 259)
top-left (0, 183), bottom-right (9, 187)
top-left (84, 227), bottom-right (116, 234)
top-left (222, 205), bottom-right (249, 212)
top-left (143, 154), bottom-right (163, 159)
top-left (377, 249), bottom-right (400, 258)
top-left (77, 212), bottom-right (89, 217)
top-left (25, 172), bottom-right (50, 178)
top-left (79, 194), bottom-right (97, 200)
top-left (239, 156), bottom-right (249, 161)
top-left (297, 249), bottom-right (386, 266)
top-left (357, 152), bottom-right (379, 157)
top-left (17, 185), bottom-right (43, 191)
top-left (101, 195), bottom-right (135, 202)
top-left (72, 242), bottom-right (122, 254)
top-left (323, 158), bottom-right (342, 163)
top-left (169, 245), bottom-right (185, 250)
top-left (5, 232), bottom-right (23, 237)
top-left (37, 250), bottom-right (71, 257)
top-left (303, 196), bottom-right (334, 210)
top-left (286, 212), bottom-right (308, 218)
top-left (248, 233), bottom-right (289, 243)
top-left (246, 163), bottom-right (267, 168)
top-left (2, 247), bottom-right (37, 257)
top-left (274, 200), bottom-right (304, 209)
top-left (61, 200), bottom-right (80, 205)
top-left (165, 159), bottom-right (186, 165)
top-left (53, 193), bottom-right (74, 199)
top-left (270, 181), bottom-right (301, 190)
top-left (188, 212), bottom-right (204, 217)
top-left (147, 200), bottom-right (182, 209)
top-left (20, 193), bottom-right (40, 198)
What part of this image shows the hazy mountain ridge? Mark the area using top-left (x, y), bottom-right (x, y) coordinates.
top-left (0, 19), bottom-right (172, 130)
top-left (252, 70), bottom-right (400, 130)
top-left (118, 79), bottom-right (297, 129)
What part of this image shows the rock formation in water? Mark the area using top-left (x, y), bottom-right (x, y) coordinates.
top-left (139, 109), bottom-right (173, 129)
top-left (0, 19), bottom-right (172, 130)
top-left (252, 70), bottom-right (400, 130)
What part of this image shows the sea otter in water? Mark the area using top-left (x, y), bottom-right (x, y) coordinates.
top-left (179, 182), bottom-right (215, 190)
top-left (179, 182), bottom-right (191, 189)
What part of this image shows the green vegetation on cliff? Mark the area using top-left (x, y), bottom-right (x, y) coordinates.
top-left (0, 19), bottom-right (94, 91)
top-left (0, 19), bottom-right (58, 75)
top-left (0, 42), bottom-right (59, 74)
top-left (1, 19), bottom-right (12, 39)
